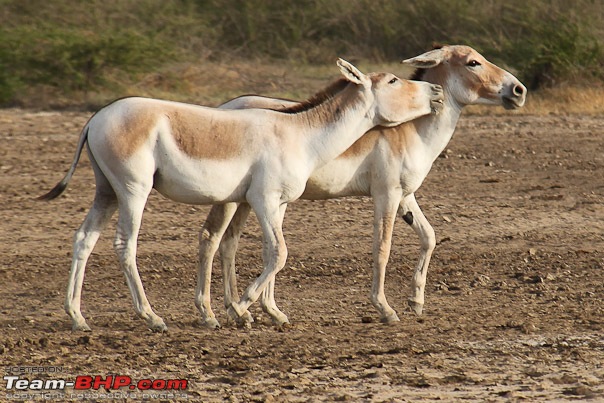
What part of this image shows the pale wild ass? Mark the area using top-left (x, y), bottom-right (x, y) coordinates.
top-left (40, 59), bottom-right (444, 331)
top-left (197, 45), bottom-right (527, 328)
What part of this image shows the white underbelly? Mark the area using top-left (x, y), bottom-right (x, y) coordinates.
top-left (153, 158), bottom-right (252, 204)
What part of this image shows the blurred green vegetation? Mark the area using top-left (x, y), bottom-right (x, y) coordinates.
top-left (0, 0), bottom-right (602, 108)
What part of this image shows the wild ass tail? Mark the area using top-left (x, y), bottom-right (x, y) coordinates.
top-left (37, 126), bottom-right (90, 201)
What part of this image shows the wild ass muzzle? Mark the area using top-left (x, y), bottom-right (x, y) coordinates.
top-left (39, 59), bottom-right (444, 331)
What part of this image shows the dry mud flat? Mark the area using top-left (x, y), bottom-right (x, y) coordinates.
top-left (1, 109), bottom-right (604, 402)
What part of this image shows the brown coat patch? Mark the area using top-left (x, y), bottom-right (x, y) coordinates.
top-left (338, 129), bottom-right (380, 159)
top-left (106, 99), bottom-right (248, 161)
top-left (108, 106), bottom-right (156, 160)
top-left (338, 121), bottom-right (420, 160)
top-left (167, 109), bottom-right (244, 160)
top-left (382, 121), bottom-right (421, 157)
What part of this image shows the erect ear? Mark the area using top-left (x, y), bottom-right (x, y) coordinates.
top-left (401, 48), bottom-right (446, 69)
top-left (337, 58), bottom-right (370, 86)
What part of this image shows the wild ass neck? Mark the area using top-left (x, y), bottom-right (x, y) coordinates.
top-left (287, 83), bottom-right (375, 170)
top-left (413, 72), bottom-right (463, 164)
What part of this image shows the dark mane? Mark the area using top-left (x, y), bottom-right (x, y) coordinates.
top-left (409, 43), bottom-right (446, 82)
top-left (274, 78), bottom-right (350, 114)
top-left (409, 68), bottom-right (426, 81)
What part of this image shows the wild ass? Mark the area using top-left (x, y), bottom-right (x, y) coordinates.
top-left (196, 45), bottom-right (527, 328)
top-left (40, 59), bottom-right (444, 331)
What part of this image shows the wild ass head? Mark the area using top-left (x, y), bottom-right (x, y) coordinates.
top-left (337, 58), bottom-right (444, 127)
top-left (403, 45), bottom-right (526, 110)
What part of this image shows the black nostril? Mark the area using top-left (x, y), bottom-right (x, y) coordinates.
top-left (513, 85), bottom-right (525, 97)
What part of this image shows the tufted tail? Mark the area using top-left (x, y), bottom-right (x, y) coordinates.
top-left (37, 126), bottom-right (89, 201)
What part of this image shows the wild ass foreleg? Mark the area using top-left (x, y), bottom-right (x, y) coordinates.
top-left (259, 276), bottom-right (289, 326)
top-left (114, 194), bottom-right (167, 332)
top-left (227, 200), bottom-right (289, 325)
top-left (195, 203), bottom-right (239, 329)
top-left (65, 191), bottom-right (117, 331)
top-left (399, 193), bottom-right (436, 316)
top-left (219, 203), bottom-right (252, 323)
top-left (258, 203), bottom-right (290, 327)
top-left (221, 202), bottom-right (289, 326)
top-left (370, 189), bottom-right (403, 323)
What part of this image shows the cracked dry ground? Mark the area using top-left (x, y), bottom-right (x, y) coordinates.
top-left (1, 109), bottom-right (603, 401)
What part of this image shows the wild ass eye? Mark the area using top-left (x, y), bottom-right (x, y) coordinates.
top-left (388, 77), bottom-right (398, 84)
top-left (467, 60), bottom-right (481, 67)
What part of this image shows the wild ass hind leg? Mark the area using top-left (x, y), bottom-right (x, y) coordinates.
top-left (370, 189), bottom-right (403, 323)
top-left (195, 203), bottom-right (240, 329)
top-left (227, 199), bottom-right (289, 326)
top-left (399, 193), bottom-right (436, 316)
top-left (114, 191), bottom-right (167, 332)
top-left (219, 203), bottom-right (255, 326)
top-left (65, 188), bottom-right (117, 331)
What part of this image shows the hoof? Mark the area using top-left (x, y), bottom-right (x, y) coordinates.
top-left (268, 311), bottom-right (290, 327)
top-left (407, 300), bottom-right (424, 316)
top-left (272, 316), bottom-right (290, 328)
top-left (240, 310), bottom-right (254, 324)
top-left (72, 323), bottom-right (92, 332)
top-left (227, 306), bottom-right (254, 328)
top-left (380, 312), bottom-right (400, 323)
top-left (201, 318), bottom-right (221, 329)
top-left (276, 321), bottom-right (292, 331)
top-left (238, 320), bottom-right (252, 329)
top-left (149, 320), bottom-right (168, 333)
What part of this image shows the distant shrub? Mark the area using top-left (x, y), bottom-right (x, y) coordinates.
top-left (476, 2), bottom-right (604, 90)
top-left (0, 0), bottom-right (603, 106)
top-left (0, 26), bottom-right (170, 94)
top-left (515, 17), bottom-right (602, 89)
top-left (198, 0), bottom-right (604, 89)
top-left (0, 44), bottom-right (20, 105)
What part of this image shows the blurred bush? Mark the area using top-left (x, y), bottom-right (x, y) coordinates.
top-left (0, 0), bottom-right (602, 106)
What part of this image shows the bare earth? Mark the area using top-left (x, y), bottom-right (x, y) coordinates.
top-left (1, 109), bottom-right (603, 402)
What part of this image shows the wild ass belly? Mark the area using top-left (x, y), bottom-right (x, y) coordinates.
top-left (153, 154), bottom-right (313, 205)
top-left (153, 158), bottom-right (253, 205)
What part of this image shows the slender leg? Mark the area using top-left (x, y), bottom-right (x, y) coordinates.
top-left (219, 203), bottom-right (253, 324)
top-left (370, 188), bottom-right (403, 323)
top-left (195, 203), bottom-right (239, 329)
top-left (65, 190), bottom-right (117, 331)
top-left (399, 193), bottom-right (436, 316)
top-left (65, 156), bottom-right (118, 331)
top-left (258, 203), bottom-right (290, 326)
top-left (259, 278), bottom-right (289, 325)
top-left (113, 192), bottom-right (167, 332)
top-left (227, 198), bottom-right (288, 324)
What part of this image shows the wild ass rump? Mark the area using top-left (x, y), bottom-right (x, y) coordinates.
top-left (196, 45), bottom-right (527, 328)
top-left (39, 59), bottom-right (444, 331)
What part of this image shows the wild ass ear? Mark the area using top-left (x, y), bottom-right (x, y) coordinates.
top-left (401, 48), bottom-right (446, 69)
top-left (337, 58), bottom-right (370, 86)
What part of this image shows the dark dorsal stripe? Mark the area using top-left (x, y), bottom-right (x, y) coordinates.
top-left (275, 78), bottom-right (350, 114)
